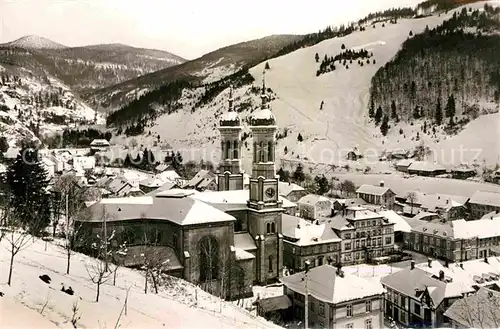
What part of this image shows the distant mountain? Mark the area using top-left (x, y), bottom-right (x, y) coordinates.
top-left (1, 35), bottom-right (68, 50)
top-left (0, 35), bottom-right (186, 93)
top-left (84, 34), bottom-right (304, 110)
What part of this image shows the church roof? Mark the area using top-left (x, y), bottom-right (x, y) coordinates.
top-left (220, 111), bottom-right (241, 126)
top-left (250, 108), bottom-right (276, 126)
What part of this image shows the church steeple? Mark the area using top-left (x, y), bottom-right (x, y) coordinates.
top-left (260, 69), bottom-right (269, 109)
top-left (217, 85), bottom-right (243, 191)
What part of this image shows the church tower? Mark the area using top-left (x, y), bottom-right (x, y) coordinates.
top-left (247, 70), bottom-right (283, 284)
top-left (217, 86), bottom-right (244, 191)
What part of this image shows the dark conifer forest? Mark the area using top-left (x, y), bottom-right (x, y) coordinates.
top-left (369, 5), bottom-right (500, 128)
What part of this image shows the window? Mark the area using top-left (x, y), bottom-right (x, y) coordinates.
top-left (344, 233), bottom-right (351, 239)
top-left (366, 300), bottom-right (372, 312)
top-left (233, 140), bottom-right (238, 159)
top-left (311, 301), bottom-right (315, 312)
top-left (356, 240), bottom-right (360, 248)
top-left (414, 303), bottom-right (421, 315)
top-left (401, 310), bottom-right (407, 323)
top-left (365, 319), bottom-right (372, 329)
top-left (385, 237), bottom-right (392, 245)
top-left (172, 234), bottom-right (178, 248)
top-left (345, 242), bottom-right (352, 251)
top-left (271, 222), bottom-right (276, 233)
top-left (266, 222), bottom-right (275, 234)
top-left (318, 301), bottom-right (325, 316)
top-left (372, 220), bottom-right (376, 226)
top-left (346, 324), bottom-right (353, 329)
top-left (318, 321), bottom-right (324, 328)
top-left (361, 239), bottom-right (366, 247)
top-left (268, 256), bottom-right (273, 272)
top-left (401, 296), bottom-right (406, 309)
top-left (377, 237), bottom-right (382, 246)
top-left (346, 304), bottom-right (353, 317)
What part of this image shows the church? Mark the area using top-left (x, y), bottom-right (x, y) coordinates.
top-left (78, 75), bottom-right (288, 300)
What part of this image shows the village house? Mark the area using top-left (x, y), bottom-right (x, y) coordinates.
top-left (395, 159), bottom-right (413, 173)
top-left (332, 198), bottom-right (367, 213)
top-left (321, 206), bottom-right (395, 265)
top-left (346, 148), bottom-right (363, 161)
top-left (356, 182), bottom-right (396, 210)
top-left (90, 139), bottom-right (110, 153)
top-left (451, 167), bottom-right (476, 180)
top-left (383, 257), bottom-right (500, 328)
top-left (378, 210), bottom-right (411, 244)
top-left (281, 264), bottom-right (385, 329)
top-left (72, 156), bottom-right (96, 171)
top-left (403, 217), bottom-right (500, 262)
top-left (297, 194), bottom-right (333, 220)
top-left (386, 149), bottom-right (410, 160)
top-left (278, 181), bottom-right (308, 203)
top-left (398, 192), bottom-right (469, 221)
top-left (444, 287), bottom-right (500, 328)
top-left (184, 169), bottom-right (218, 191)
top-left (468, 190), bottom-right (500, 219)
top-left (407, 161), bottom-right (447, 177)
top-left (282, 215), bottom-right (342, 272)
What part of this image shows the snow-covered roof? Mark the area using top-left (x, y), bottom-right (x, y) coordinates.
top-left (282, 214), bottom-right (341, 246)
top-left (190, 189), bottom-right (296, 210)
top-left (281, 265), bottom-right (385, 304)
top-left (235, 248), bottom-right (255, 261)
top-left (411, 220), bottom-right (453, 238)
top-left (408, 161), bottom-right (446, 172)
top-left (396, 159), bottom-right (413, 167)
top-left (234, 232), bottom-right (257, 250)
top-left (356, 184), bottom-right (393, 196)
top-left (278, 181), bottom-right (305, 196)
top-left (219, 111), bottom-right (240, 125)
top-left (90, 139), bottom-right (110, 146)
top-left (412, 191), bottom-right (468, 212)
top-left (469, 190), bottom-right (500, 208)
top-left (84, 191), bottom-right (235, 226)
top-left (379, 210), bottom-right (411, 233)
top-left (452, 218), bottom-right (500, 240)
top-left (250, 109), bottom-right (276, 126)
top-left (297, 194), bottom-right (332, 206)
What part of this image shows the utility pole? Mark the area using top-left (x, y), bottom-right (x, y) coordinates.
top-left (103, 206), bottom-right (108, 272)
top-left (304, 260), bottom-right (311, 329)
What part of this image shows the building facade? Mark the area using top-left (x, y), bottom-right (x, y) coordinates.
top-left (356, 183), bottom-right (396, 210)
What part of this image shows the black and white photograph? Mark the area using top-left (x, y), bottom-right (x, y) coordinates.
top-left (1, 0), bottom-right (500, 328)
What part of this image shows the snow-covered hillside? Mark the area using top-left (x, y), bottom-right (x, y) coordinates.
top-left (0, 237), bottom-right (281, 329)
top-left (141, 1), bottom-right (499, 173)
top-left (0, 68), bottom-right (102, 147)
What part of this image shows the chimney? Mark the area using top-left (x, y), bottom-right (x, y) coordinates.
top-left (439, 270), bottom-right (445, 281)
top-left (380, 180), bottom-right (385, 187)
top-left (411, 260), bottom-right (416, 270)
top-left (428, 258), bottom-right (432, 268)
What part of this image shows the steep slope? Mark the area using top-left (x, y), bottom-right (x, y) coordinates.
top-left (0, 36), bottom-right (186, 94)
top-left (87, 34), bottom-right (303, 110)
top-left (1, 35), bottom-right (68, 50)
top-left (118, 1), bottom-right (499, 173)
top-left (0, 237), bottom-right (280, 329)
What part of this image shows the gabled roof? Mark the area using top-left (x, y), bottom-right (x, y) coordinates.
top-left (185, 170), bottom-right (215, 189)
top-left (297, 194), bottom-right (332, 206)
top-left (379, 210), bottom-right (411, 233)
top-left (281, 265), bottom-right (385, 304)
top-left (408, 161), bottom-right (446, 172)
top-left (234, 232), bottom-right (257, 251)
top-left (444, 288), bottom-right (500, 328)
top-left (356, 184), bottom-right (393, 196)
top-left (412, 220), bottom-right (453, 238)
top-left (396, 159), bottom-right (414, 167)
top-left (254, 295), bottom-right (292, 313)
top-left (278, 181), bottom-right (305, 197)
top-left (90, 139), bottom-right (110, 146)
top-left (469, 190), bottom-right (500, 208)
top-left (381, 267), bottom-right (473, 308)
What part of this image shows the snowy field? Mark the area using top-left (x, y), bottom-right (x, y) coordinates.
top-left (0, 237), bottom-right (281, 329)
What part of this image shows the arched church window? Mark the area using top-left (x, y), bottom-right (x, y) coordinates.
top-left (268, 255), bottom-right (273, 273)
top-left (225, 141), bottom-right (230, 159)
top-left (271, 222), bottom-right (276, 233)
top-left (253, 142), bottom-right (257, 162)
top-left (199, 236), bottom-right (220, 282)
top-left (268, 141), bottom-right (273, 162)
top-left (259, 141), bottom-right (265, 162)
top-left (266, 223), bottom-right (271, 234)
top-left (233, 140), bottom-right (238, 159)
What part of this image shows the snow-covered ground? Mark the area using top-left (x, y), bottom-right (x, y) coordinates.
top-left (141, 1), bottom-right (499, 172)
top-left (0, 237), bottom-right (282, 329)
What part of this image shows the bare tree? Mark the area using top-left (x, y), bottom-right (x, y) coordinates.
top-left (38, 291), bottom-right (52, 315)
top-left (449, 288), bottom-right (500, 328)
top-left (406, 191), bottom-right (417, 215)
top-left (70, 300), bottom-right (82, 328)
top-left (53, 173), bottom-right (88, 274)
top-left (340, 180), bottom-right (356, 197)
top-left (140, 224), bottom-right (166, 294)
top-left (111, 241), bottom-right (128, 286)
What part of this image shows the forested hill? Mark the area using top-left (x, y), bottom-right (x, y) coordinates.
top-left (369, 4), bottom-right (500, 132)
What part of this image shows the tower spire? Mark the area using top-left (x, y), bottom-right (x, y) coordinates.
top-left (261, 69), bottom-right (268, 109)
top-left (228, 85), bottom-right (234, 112)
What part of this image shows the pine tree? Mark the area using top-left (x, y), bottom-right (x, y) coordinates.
top-left (368, 98), bottom-right (375, 118)
top-left (380, 115), bottom-right (389, 136)
top-left (423, 121), bottom-right (427, 134)
top-left (390, 100), bottom-right (398, 121)
top-left (0, 136), bottom-right (8, 153)
top-left (5, 148), bottom-right (50, 233)
top-left (435, 98), bottom-right (443, 125)
top-left (293, 164), bottom-right (305, 183)
top-left (315, 53), bottom-right (320, 63)
top-left (341, 43), bottom-right (346, 50)
top-left (445, 94), bottom-right (456, 118)
top-left (297, 133), bottom-right (303, 142)
top-left (284, 146), bottom-right (288, 154)
top-left (264, 62), bottom-right (270, 70)
top-left (375, 106), bottom-right (383, 125)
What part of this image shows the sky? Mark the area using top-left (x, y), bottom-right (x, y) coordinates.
top-left (0, 0), bottom-right (423, 60)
